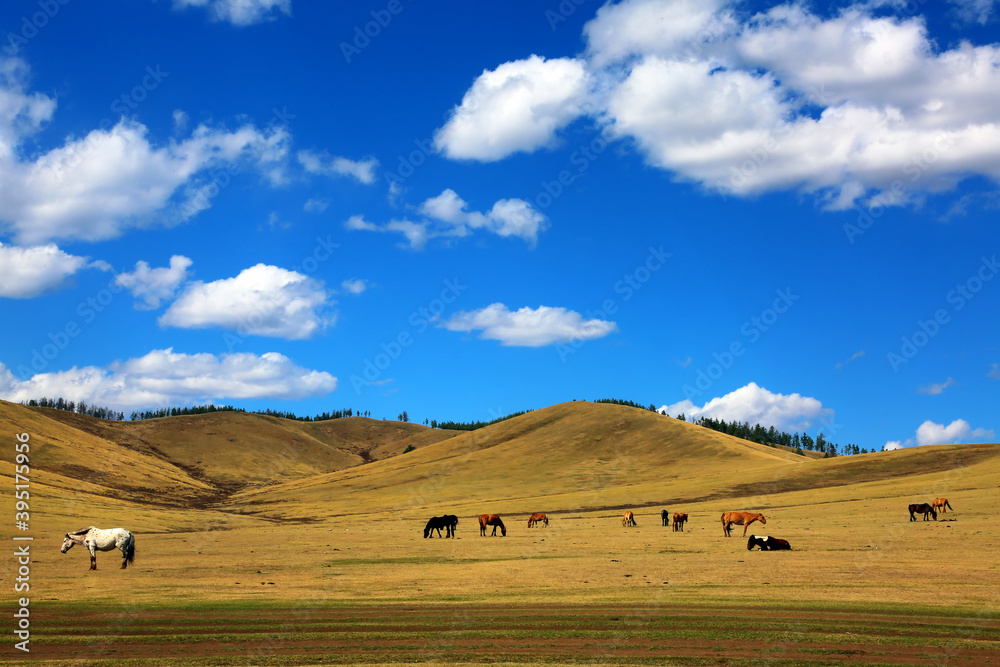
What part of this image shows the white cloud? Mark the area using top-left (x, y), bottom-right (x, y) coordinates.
top-left (0, 58), bottom-right (55, 160)
top-left (916, 377), bottom-right (956, 395)
top-left (159, 264), bottom-right (333, 339)
top-left (442, 1), bottom-right (1000, 209)
top-left (661, 382), bottom-right (834, 433)
top-left (835, 349), bottom-right (866, 369)
top-left (340, 279), bottom-right (367, 295)
top-left (988, 363), bottom-right (1000, 380)
top-left (298, 150), bottom-right (378, 184)
top-left (434, 55), bottom-right (592, 161)
top-left (0, 119), bottom-right (290, 245)
top-left (441, 303), bottom-right (617, 347)
top-left (584, 0), bottom-right (734, 66)
top-left (171, 0), bottom-right (291, 26)
top-left (888, 418), bottom-right (996, 449)
top-left (347, 190), bottom-right (547, 250)
top-left (303, 198), bottom-right (329, 213)
top-left (0, 243), bottom-right (107, 298)
top-left (115, 255), bottom-right (193, 310)
top-left (0, 348), bottom-right (335, 410)
top-left (948, 0), bottom-right (999, 23)
top-left (0, 57), bottom-right (290, 245)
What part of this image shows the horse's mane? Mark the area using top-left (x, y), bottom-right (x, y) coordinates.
top-left (70, 526), bottom-right (95, 535)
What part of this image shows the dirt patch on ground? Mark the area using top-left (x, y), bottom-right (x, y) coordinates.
top-left (21, 603), bottom-right (1000, 665)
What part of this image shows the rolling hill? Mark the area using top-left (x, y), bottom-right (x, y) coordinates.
top-left (6, 398), bottom-right (999, 529)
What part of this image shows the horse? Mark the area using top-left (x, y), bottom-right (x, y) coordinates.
top-left (909, 503), bottom-right (938, 521)
top-left (672, 513), bottom-right (688, 532)
top-left (931, 498), bottom-right (953, 513)
top-left (722, 511), bottom-right (766, 537)
top-left (478, 514), bottom-right (506, 537)
top-left (60, 527), bottom-right (135, 570)
top-left (661, 509), bottom-right (669, 526)
top-left (622, 511), bottom-right (636, 527)
top-left (423, 515), bottom-right (458, 538)
top-left (527, 512), bottom-right (548, 527)
top-left (747, 534), bottom-right (791, 551)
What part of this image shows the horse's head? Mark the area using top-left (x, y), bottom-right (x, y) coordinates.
top-left (930, 508), bottom-right (938, 520)
top-left (757, 514), bottom-right (767, 525)
top-left (500, 524), bottom-right (507, 537)
top-left (747, 535), bottom-right (758, 550)
top-left (60, 533), bottom-right (75, 553)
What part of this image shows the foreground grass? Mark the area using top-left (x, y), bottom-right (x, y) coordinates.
top-left (6, 599), bottom-right (998, 666)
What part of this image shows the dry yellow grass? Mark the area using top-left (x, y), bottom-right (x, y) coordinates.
top-left (2, 399), bottom-right (999, 615)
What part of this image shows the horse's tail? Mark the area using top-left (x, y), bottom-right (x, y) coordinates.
top-left (124, 532), bottom-right (135, 567)
top-left (946, 500), bottom-right (954, 510)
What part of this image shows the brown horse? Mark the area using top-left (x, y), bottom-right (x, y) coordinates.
top-left (931, 498), bottom-right (953, 513)
top-left (478, 514), bottom-right (506, 536)
top-left (622, 511), bottom-right (636, 527)
top-left (527, 512), bottom-right (548, 527)
top-left (672, 513), bottom-right (688, 532)
top-left (722, 511), bottom-right (766, 537)
top-left (909, 503), bottom-right (937, 521)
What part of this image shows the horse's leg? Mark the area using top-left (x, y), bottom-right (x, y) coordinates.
top-left (88, 542), bottom-right (97, 570)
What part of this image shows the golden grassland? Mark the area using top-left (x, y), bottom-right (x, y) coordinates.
top-left (1, 400), bottom-right (999, 664)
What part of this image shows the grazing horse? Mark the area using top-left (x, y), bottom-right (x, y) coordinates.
top-left (527, 512), bottom-right (548, 528)
top-left (672, 513), bottom-right (688, 532)
top-left (932, 498), bottom-right (954, 513)
top-left (478, 514), bottom-right (506, 537)
top-left (622, 511), bottom-right (636, 527)
top-left (423, 515), bottom-right (458, 538)
top-left (722, 511), bottom-right (766, 537)
top-left (747, 534), bottom-right (791, 551)
top-left (909, 503), bottom-right (938, 521)
top-left (661, 509), bottom-right (669, 526)
top-left (60, 527), bottom-right (135, 570)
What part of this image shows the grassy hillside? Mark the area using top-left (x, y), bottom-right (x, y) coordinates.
top-left (230, 401), bottom-right (1000, 524)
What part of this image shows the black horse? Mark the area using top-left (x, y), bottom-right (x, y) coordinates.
top-left (423, 515), bottom-right (458, 538)
top-left (908, 503), bottom-right (938, 522)
top-left (661, 509), bottom-right (669, 526)
top-left (747, 534), bottom-right (791, 550)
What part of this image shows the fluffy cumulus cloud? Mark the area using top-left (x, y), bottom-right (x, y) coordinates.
top-left (885, 418), bottom-right (996, 450)
top-left (0, 348), bottom-right (335, 411)
top-left (297, 150), bottom-right (378, 184)
top-left (0, 243), bottom-right (106, 298)
top-left (434, 55), bottom-right (592, 161)
top-left (0, 57), bottom-right (290, 245)
top-left (171, 0), bottom-right (291, 25)
top-left (345, 189), bottom-right (547, 250)
top-left (159, 264), bottom-right (334, 339)
top-left (441, 303), bottom-right (617, 347)
top-left (661, 382), bottom-right (834, 433)
top-left (114, 255), bottom-right (193, 310)
top-left (439, 1), bottom-right (1000, 210)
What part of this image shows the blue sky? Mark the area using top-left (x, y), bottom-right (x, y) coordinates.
top-left (1, 0), bottom-right (998, 451)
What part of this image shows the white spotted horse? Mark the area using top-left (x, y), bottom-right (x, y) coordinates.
top-left (61, 527), bottom-right (135, 570)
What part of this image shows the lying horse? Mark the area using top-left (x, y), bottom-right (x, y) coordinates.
top-left (622, 511), bottom-right (636, 527)
top-left (747, 534), bottom-right (791, 550)
top-left (932, 498), bottom-right (954, 513)
top-left (909, 503), bottom-right (938, 521)
top-left (479, 514), bottom-right (506, 537)
top-left (423, 515), bottom-right (458, 538)
top-left (722, 511), bottom-right (765, 537)
top-left (60, 526), bottom-right (135, 570)
top-left (661, 509), bottom-right (669, 526)
top-left (672, 513), bottom-right (688, 532)
top-left (527, 512), bottom-right (548, 527)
